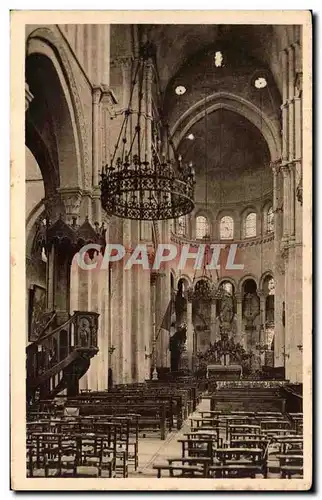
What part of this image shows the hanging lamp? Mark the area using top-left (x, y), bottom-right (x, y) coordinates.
top-left (100, 41), bottom-right (195, 221)
top-left (187, 92), bottom-right (218, 303)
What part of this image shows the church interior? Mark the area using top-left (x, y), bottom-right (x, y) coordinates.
top-left (25, 23), bottom-right (304, 480)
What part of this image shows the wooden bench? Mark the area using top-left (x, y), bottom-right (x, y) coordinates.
top-left (153, 464), bottom-right (205, 478)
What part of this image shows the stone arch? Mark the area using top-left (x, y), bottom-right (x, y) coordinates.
top-left (177, 274), bottom-right (192, 289)
top-left (170, 92), bottom-right (281, 162)
top-left (26, 27), bottom-right (89, 192)
top-left (26, 201), bottom-right (46, 258)
top-left (238, 274), bottom-right (259, 293)
top-left (194, 275), bottom-right (212, 287)
top-left (218, 276), bottom-right (238, 292)
top-left (259, 270), bottom-right (274, 291)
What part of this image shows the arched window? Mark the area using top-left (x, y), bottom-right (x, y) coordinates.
top-left (220, 216), bottom-right (234, 240)
top-left (266, 206), bottom-right (274, 233)
top-left (244, 212), bottom-right (257, 238)
top-left (268, 277), bottom-right (275, 295)
top-left (196, 216), bottom-right (209, 239)
top-left (177, 216), bottom-right (186, 236)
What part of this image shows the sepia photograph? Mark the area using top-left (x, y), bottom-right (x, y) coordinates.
top-left (10, 10), bottom-right (312, 491)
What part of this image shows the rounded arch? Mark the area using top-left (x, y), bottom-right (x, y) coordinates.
top-left (177, 274), bottom-right (192, 288)
top-left (259, 270), bottom-right (274, 291)
top-left (26, 28), bottom-right (87, 191)
top-left (195, 212), bottom-right (211, 240)
top-left (26, 203), bottom-right (46, 260)
top-left (194, 275), bottom-right (212, 287)
top-left (240, 205), bottom-right (258, 218)
top-left (170, 92), bottom-right (281, 162)
top-left (238, 274), bottom-right (259, 293)
top-left (218, 276), bottom-right (238, 291)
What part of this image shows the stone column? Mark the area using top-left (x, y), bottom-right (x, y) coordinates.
top-left (92, 87), bottom-right (102, 188)
top-left (281, 165), bottom-right (290, 243)
top-left (46, 245), bottom-right (56, 311)
top-left (288, 46), bottom-right (295, 163)
top-left (271, 161), bottom-right (285, 368)
top-left (210, 300), bottom-right (217, 344)
top-left (78, 262), bottom-right (91, 391)
top-left (288, 162), bottom-right (296, 242)
top-left (281, 49), bottom-right (289, 162)
top-left (100, 24), bottom-right (110, 86)
top-left (150, 271), bottom-right (158, 379)
top-left (185, 295), bottom-right (194, 371)
top-left (122, 219), bottom-right (132, 383)
top-left (235, 292), bottom-right (243, 345)
top-left (258, 290), bottom-right (266, 333)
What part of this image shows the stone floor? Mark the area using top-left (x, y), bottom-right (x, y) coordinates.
top-left (129, 399), bottom-right (209, 478)
top-left (129, 398), bottom-right (285, 479)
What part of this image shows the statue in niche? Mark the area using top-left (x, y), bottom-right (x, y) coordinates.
top-left (217, 288), bottom-right (237, 339)
top-left (175, 282), bottom-right (187, 326)
top-left (243, 292), bottom-right (260, 328)
top-left (169, 323), bottom-right (187, 372)
top-left (219, 291), bottom-right (234, 324)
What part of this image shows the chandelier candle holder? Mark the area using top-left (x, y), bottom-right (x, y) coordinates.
top-left (100, 41), bottom-right (195, 221)
top-left (100, 152), bottom-right (195, 220)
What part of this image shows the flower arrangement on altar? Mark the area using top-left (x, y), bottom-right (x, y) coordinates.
top-left (195, 339), bottom-right (252, 371)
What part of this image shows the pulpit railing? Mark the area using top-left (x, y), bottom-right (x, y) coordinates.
top-left (26, 311), bottom-right (99, 383)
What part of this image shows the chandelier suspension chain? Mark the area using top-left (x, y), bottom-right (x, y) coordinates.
top-left (100, 40), bottom-right (195, 220)
top-left (111, 60), bottom-right (141, 168)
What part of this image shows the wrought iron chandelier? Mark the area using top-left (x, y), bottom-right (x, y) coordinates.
top-left (100, 41), bottom-right (195, 221)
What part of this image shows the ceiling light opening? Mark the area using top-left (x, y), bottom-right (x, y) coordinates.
top-left (254, 77), bottom-right (267, 89)
top-left (175, 85), bottom-right (186, 96)
top-left (214, 51), bottom-right (223, 68)
top-left (187, 133), bottom-right (195, 140)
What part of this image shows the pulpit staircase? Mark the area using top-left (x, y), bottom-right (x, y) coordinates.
top-left (26, 310), bottom-right (99, 408)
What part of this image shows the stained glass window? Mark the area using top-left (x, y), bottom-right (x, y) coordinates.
top-left (220, 216), bottom-right (234, 240)
top-left (266, 206), bottom-right (274, 233)
top-left (244, 212), bottom-right (256, 238)
top-left (196, 216), bottom-right (209, 239)
top-left (177, 216), bottom-right (186, 236)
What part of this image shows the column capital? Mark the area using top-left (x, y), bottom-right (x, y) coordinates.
top-left (270, 158), bottom-right (282, 174)
top-left (25, 82), bottom-right (34, 111)
top-left (280, 164), bottom-right (290, 177)
top-left (92, 86), bottom-right (103, 105)
top-left (57, 188), bottom-right (82, 225)
top-left (235, 292), bottom-right (243, 303)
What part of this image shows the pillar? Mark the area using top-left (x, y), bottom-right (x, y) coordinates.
top-left (258, 290), bottom-right (266, 334)
top-left (281, 165), bottom-right (290, 242)
top-left (235, 292), bottom-right (243, 346)
top-left (92, 87), bottom-right (102, 188)
top-left (186, 297), bottom-right (194, 371)
top-left (210, 301), bottom-right (217, 344)
top-left (150, 271), bottom-right (158, 379)
top-left (122, 219), bottom-right (132, 383)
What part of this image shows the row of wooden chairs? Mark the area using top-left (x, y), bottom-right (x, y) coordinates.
top-left (153, 408), bottom-right (303, 478)
top-left (26, 415), bottom-right (137, 477)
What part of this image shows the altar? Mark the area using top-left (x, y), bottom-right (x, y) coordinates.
top-left (206, 364), bottom-right (242, 380)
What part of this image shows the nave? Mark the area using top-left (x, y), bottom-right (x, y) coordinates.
top-left (26, 378), bottom-right (303, 480)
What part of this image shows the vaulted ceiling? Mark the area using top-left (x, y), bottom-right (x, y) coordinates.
top-left (145, 24), bottom-right (295, 96)
top-left (177, 108), bottom-right (270, 180)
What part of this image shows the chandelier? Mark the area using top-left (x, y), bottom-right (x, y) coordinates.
top-left (100, 41), bottom-right (195, 221)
